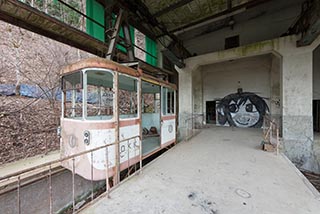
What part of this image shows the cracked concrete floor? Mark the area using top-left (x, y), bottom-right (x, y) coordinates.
top-left (80, 127), bottom-right (320, 214)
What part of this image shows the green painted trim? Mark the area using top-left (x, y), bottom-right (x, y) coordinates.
top-left (146, 36), bottom-right (157, 66)
top-left (86, 0), bottom-right (105, 42)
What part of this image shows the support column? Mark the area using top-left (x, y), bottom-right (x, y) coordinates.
top-left (282, 51), bottom-right (315, 171)
top-left (192, 68), bottom-right (203, 127)
top-left (177, 67), bottom-right (193, 139)
top-left (270, 54), bottom-right (281, 121)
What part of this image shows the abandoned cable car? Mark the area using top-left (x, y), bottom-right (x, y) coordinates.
top-left (60, 58), bottom-right (177, 181)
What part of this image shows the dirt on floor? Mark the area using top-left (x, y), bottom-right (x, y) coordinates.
top-left (0, 96), bottom-right (60, 165)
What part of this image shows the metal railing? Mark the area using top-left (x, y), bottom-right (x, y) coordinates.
top-left (0, 135), bottom-right (142, 214)
top-left (262, 114), bottom-right (281, 155)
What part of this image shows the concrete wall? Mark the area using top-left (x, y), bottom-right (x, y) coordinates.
top-left (178, 67), bottom-right (193, 130)
top-left (177, 35), bottom-right (320, 172)
top-left (201, 55), bottom-right (272, 112)
top-left (200, 55), bottom-right (275, 128)
top-left (314, 45), bottom-right (320, 100)
top-left (183, 0), bottom-right (303, 55)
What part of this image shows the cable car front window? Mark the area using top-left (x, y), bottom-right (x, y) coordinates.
top-left (86, 70), bottom-right (114, 120)
top-left (62, 71), bottom-right (83, 119)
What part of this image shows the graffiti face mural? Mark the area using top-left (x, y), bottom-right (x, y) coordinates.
top-left (217, 92), bottom-right (269, 128)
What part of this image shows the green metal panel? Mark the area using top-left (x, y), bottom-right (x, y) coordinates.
top-left (85, 1), bottom-right (157, 65)
top-left (146, 36), bottom-right (157, 66)
top-left (86, 0), bottom-right (105, 42)
top-left (130, 26), bottom-right (135, 45)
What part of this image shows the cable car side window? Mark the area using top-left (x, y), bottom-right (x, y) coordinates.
top-left (119, 74), bottom-right (138, 119)
top-left (86, 70), bottom-right (114, 120)
top-left (62, 71), bottom-right (83, 119)
top-left (162, 87), bottom-right (175, 115)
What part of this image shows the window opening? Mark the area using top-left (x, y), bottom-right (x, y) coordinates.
top-left (119, 74), bottom-right (138, 119)
top-left (162, 87), bottom-right (175, 115)
top-left (86, 70), bottom-right (114, 120)
top-left (225, 35), bottom-right (239, 49)
top-left (62, 71), bottom-right (83, 119)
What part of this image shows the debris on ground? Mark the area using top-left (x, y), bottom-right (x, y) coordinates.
top-left (302, 171), bottom-right (320, 192)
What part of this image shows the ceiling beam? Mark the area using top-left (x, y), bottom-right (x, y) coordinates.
top-left (118, 0), bottom-right (191, 58)
top-left (296, 0), bottom-right (320, 46)
top-left (153, 0), bottom-right (194, 17)
top-left (168, 0), bottom-right (272, 34)
top-left (96, 0), bottom-right (158, 40)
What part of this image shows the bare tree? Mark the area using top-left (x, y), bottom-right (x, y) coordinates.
top-left (0, 21), bottom-right (93, 164)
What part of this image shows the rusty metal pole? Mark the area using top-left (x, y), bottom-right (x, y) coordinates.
top-left (106, 9), bottom-right (123, 60)
top-left (91, 152), bottom-right (94, 201)
top-left (138, 78), bottom-right (142, 173)
top-left (72, 158), bottom-right (75, 213)
top-left (49, 165), bottom-right (53, 214)
top-left (127, 140), bottom-right (130, 177)
top-left (139, 137), bottom-right (142, 173)
top-left (276, 128), bottom-right (279, 156)
top-left (114, 72), bottom-right (120, 185)
top-left (17, 176), bottom-right (21, 214)
top-left (134, 138), bottom-right (137, 173)
top-left (105, 146), bottom-right (110, 198)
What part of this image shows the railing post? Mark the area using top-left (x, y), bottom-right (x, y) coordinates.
top-left (134, 138), bottom-right (137, 173)
top-left (127, 140), bottom-right (130, 177)
top-left (139, 137), bottom-right (142, 174)
top-left (91, 152), bottom-right (94, 201)
top-left (276, 128), bottom-right (280, 156)
top-left (72, 158), bottom-right (75, 213)
top-left (17, 176), bottom-right (21, 214)
top-left (49, 165), bottom-right (53, 214)
top-left (105, 146), bottom-right (110, 198)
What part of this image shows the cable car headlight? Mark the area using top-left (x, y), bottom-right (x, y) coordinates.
top-left (84, 130), bottom-right (90, 145)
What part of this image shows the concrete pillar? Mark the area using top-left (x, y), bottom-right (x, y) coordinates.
top-left (177, 67), bottom-right (193, 138)
top-left (270, 54), bottom-right (281, 121)
top-left (281, 51), bottom-right (315, 171)
top-left (192, 68), bottom-right (203, 127)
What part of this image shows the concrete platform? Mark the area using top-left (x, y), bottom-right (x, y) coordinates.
top-left (80, 127), bottom-right (320, 214)
top-left (0, 151), bottom-right (59, 179)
